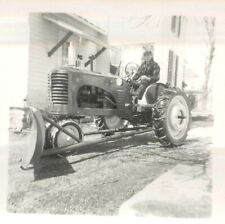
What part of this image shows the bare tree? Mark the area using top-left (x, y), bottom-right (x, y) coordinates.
top-left (202, 17), bottom-right (215, 109)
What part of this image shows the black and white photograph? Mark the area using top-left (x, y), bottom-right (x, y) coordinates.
top-left (1, 0), bottom-right (225, 222)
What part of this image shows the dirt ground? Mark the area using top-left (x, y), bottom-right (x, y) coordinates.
top-left (7, 120), bottom-right (213, 216)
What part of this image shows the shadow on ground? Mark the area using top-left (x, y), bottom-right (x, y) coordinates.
top-left (33, 156), bottom-right (76, 181)
top-left (33, 131), bottom-right (158, 181)
top-left (32, 129), bottom-right (211, 181)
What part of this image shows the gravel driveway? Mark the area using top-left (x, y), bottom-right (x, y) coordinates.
top-left (7, 121), bottom-right (212, 215)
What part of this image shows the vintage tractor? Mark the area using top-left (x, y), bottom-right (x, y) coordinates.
top-left (24, 63), bottom-right (191, 168)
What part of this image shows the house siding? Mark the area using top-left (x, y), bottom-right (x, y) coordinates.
top-left (27, 13), bottom-right (62, 109)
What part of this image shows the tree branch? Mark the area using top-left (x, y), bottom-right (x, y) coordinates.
top-left (135, 15), bottom-right (152, 28)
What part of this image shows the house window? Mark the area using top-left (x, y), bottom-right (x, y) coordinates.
top-left (171, 16), bottom-right (182, 37)
top-left (171, 16), bottom-right (177, 33)
top-left (62, 42), bottom-right (70, 65)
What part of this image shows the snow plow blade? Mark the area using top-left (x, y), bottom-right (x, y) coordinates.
top-left (21, 107), bottom-right (45, 169)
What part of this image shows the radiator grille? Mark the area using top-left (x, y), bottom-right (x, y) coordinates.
top-left (50, 73), bottom-right (68, 105)
top-left (116, 89), bottom-right (126, 107)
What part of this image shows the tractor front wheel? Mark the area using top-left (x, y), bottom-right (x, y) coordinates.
top-left (46, 119), bottom-right (83, 148)
top-left (94, 115), bottom-right (128, 136)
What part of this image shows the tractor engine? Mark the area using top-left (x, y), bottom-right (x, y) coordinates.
top-left (77, 85), bottom-right (117, 109)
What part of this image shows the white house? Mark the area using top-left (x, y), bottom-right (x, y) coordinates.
top-left (108, 16), bottom-right (187, 87)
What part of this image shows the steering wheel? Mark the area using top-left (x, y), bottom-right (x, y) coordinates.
top-left (124, 62), bottom-right (139, 80)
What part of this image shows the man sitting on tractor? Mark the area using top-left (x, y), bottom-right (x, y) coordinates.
top-left (132, 50), bottom-right (160, 99)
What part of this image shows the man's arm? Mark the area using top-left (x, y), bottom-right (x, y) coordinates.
top-left (151, 63), bottom-right (160, 82)
top-left (132, 64), bottom-right (143, 80)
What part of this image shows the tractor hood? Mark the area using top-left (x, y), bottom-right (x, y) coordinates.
top-left (48, 65), bottom-right (133, 118)
top-left (50, 65), bottom-right (120, 80)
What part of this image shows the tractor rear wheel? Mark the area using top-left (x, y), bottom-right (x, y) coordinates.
top-left (153, 89), bottom-right (191, 146)
top-left (94, 115), bottom-right (128, 136)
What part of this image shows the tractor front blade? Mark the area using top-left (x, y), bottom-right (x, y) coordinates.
top-left (21, 107), bottom-right (45, 169)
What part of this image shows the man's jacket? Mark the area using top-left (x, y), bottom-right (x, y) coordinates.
top-left (133, 59), bottom-right (160, 84)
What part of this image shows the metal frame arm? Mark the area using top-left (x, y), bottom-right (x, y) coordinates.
top-left (48, 31), bottom-right (73, 57)
top-left (84, 47), bottom-right (106, 67)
